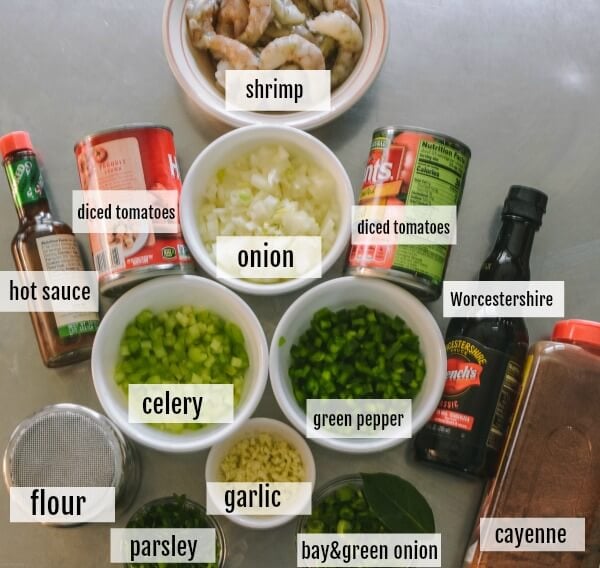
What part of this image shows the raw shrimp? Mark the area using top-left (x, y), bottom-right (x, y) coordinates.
top-left (292, 0), bottom-right (314, 18)
top-left (324, 0), bottom-right (360, 23)
top-left (291, 24), bottom-right (319, 42)
top-left (330, 48), bottom-right (358, 87)
top-left (186, 0), bottom-right (220, 46)
top-left (215, 59), bottom-right (231, 89)
top-left (272, 0), bottom-right (306, 25)
top-left (307, 10), bottom-right (362, 51)
top-left (264, 22), bottom-right (335, 58)
top-left (262, 20), bottom-right (292, 40)
top-left (307, 10), bottom-right (362, 87)
top-left (204, 34), bottom-right (260, 69)
top-left (216, 0), bottom-right (250, 38)
top-left (259, 33), bottom-right (325, 70)
top-left (264, 21), bottom-right (318, 43)
top-left (237, 0), bottom-right (274, 46)
top-left (317, 34), bottom-right (337, 58)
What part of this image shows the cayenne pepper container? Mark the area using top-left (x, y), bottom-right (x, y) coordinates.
top-left (463, 320), bottom-right (600, 567)
top-left (345, 127), bottom-right (471, 301)
top-left (0, 131), bottom-right (98, 367)
top-left (74, 124), bottom-right (194, 297)
top-left (415, 186), bottom-right (548, 477)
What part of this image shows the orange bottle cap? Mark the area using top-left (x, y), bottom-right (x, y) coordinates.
top-left (552, 319), bottom-right (600, 348)
top-left (0, 131), bottom-right (33, 159)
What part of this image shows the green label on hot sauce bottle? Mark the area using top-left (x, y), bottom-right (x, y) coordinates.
top-left (57, 319), bottom-right (99, 339)
top-left (6, 157), bottom-right (46, 207)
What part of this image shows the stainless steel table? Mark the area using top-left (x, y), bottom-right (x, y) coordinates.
top-left (1, 1), bottom-right (599, 566)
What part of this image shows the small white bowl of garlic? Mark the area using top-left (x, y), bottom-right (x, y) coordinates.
top-left (180, 124), bottom-right (353, 296)
top-left (162, 0), bottom-right (389, 130)
top-left (205, 417), bottom-right (316, 529)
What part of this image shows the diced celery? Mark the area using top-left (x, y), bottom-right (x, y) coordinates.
top-left (115, 305), bottom-right (250, 435)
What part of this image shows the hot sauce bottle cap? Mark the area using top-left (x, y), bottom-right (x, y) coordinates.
top-left (552, 319), bottom-right (600, 350)
top-left (0, 131), bottom-right (33, 160)
top-left (502, 185), bottom-right (548, 228)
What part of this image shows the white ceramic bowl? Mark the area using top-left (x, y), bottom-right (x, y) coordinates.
top-left (91, 275), bottom-right (269, 453)
top-left (205, 417), bottom-right (316, 529)
top-left (180, 124), bottom-right (353, 296)
top-left (269, 277), bottom-right (446, 454)
top-left (162, 0), bottom-right (389, 130)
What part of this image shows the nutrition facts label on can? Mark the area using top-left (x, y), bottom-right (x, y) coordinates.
top-left (392, 139), bottom-right (469, 284)
top-left (393, 244), bottom-right (448, 286)
top-left (407, 140), bottom-right (469, 206)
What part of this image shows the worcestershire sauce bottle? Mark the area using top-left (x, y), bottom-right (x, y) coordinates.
top-left (415, 186), bottom-right (548, 477)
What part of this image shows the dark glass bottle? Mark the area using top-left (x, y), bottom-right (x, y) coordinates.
top-left (415, 186), bottom-right (548, 477)
top-left (0, 131), bottom-right (98, 367)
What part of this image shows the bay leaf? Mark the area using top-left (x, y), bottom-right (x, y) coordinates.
top-left (361, 472), bottom-right (435, 533)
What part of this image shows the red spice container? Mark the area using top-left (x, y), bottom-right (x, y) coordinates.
top-left (463, 320), bottom-right (600, 567)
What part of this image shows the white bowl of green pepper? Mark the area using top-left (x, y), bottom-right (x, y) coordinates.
top-left (91, 275), bottom-right (269, 453)
top-left (269, 277), bottom-right (446, 454)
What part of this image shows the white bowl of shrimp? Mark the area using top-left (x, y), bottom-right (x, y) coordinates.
top-left (162, 0), bottom-right (389, 130)
top-left (179, 124), bottom-right (353, 296)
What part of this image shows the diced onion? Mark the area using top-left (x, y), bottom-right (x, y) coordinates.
top-left (197, 144), bottom-right (340, 260)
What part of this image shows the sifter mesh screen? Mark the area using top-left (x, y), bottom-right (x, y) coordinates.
top-left (8, 408), bottom-right (119, 487)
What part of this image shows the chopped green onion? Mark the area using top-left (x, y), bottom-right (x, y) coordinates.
top-left (302, 483), bottom-right (387, 534)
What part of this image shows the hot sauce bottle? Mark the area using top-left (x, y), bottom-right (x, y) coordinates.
top-left (0, 131), bottom-right (98, 367)
top-left (415, 186), bottom-right (548, 477)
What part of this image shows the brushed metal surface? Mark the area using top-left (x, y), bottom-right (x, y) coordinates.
top-left (1, 0), bottom-right (599, 566)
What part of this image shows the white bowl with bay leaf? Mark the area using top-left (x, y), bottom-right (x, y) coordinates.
top-left (297, 473), bottom-right (435, 535)
top-left (180, 125), bottom-right (353, 296)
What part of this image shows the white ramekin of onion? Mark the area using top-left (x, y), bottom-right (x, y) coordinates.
top-left (180, 125), bottom-right (353, 296)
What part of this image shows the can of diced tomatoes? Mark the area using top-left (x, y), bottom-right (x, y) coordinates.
top-left (74, 124), bottom-right (194, 296)
top-left (345, 127), bottom-right (471, 301)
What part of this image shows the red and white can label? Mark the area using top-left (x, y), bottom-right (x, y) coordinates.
top-left (74, 126), bottom-right (192, 283)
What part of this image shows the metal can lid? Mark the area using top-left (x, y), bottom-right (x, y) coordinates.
top-left (3, 404), bottom-right (127, 490)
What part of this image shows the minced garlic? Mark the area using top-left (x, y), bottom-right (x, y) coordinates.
top-left (220, 432), bottom-right (305, 482)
